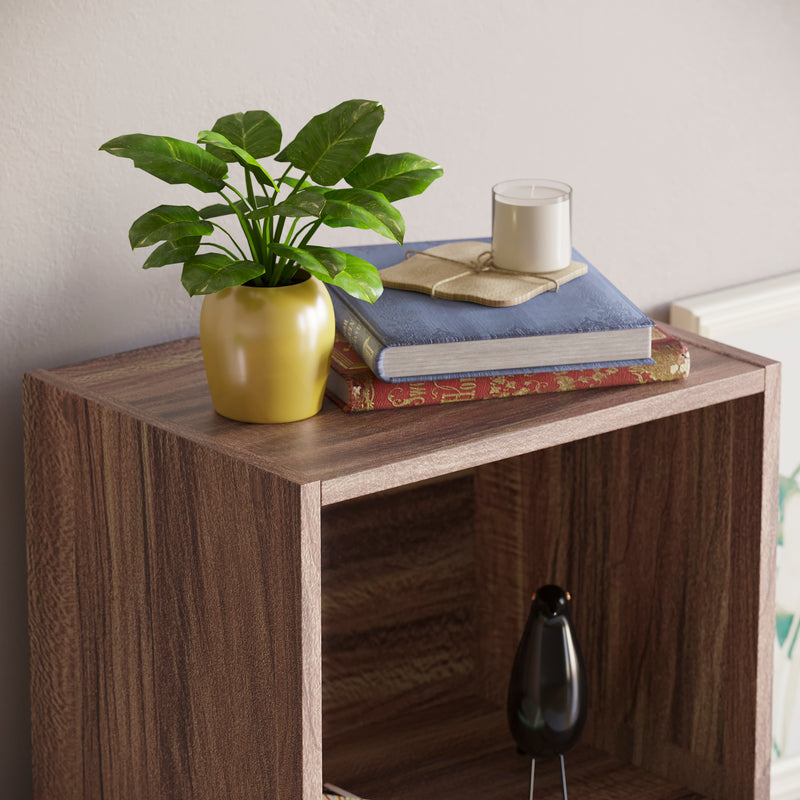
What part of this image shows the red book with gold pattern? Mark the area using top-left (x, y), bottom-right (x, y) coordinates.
top-left (326, 326), bottom-right (689, 412)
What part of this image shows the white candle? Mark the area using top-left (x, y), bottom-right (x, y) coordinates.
top-left (492, 179), bottom-right (572, 273)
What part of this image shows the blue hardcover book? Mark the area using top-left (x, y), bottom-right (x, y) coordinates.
top-left (332, 239), bottom-right (653, 383)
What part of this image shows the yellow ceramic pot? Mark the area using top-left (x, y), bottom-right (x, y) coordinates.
top-left (199, 275), bottom-right (335, 423)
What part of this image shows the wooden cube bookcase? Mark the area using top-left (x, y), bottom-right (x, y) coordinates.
top-left (23, 324), bottom-right (778, 800)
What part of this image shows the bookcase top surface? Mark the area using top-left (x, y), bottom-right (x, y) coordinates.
top-left (27, 324), bottom-right (776, 505)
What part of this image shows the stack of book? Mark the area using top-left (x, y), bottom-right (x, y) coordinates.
top-left (326, 240), bottom-right (689, 412)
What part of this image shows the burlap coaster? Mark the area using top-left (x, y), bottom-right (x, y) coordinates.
top-left (380, 241), bottom-right (588, 307)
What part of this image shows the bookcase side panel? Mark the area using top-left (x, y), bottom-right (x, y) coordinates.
top-left (725, 375), bottom-right (778, 800)
top-left (24, 376), bottom-right (85, 799)
top-left (474, 398), bottom-right (772, 800)
top-left (25, 377), bottom-right (322, 800)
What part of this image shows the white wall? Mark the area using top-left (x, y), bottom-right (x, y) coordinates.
top-left (2, 0), bottom-right (799, 794)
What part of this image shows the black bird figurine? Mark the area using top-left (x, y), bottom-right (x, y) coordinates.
top-left (507, 585), bottom-right (588, 800)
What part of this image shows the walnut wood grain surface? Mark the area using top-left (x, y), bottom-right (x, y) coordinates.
top-left (24, 385), bottom-right (322, 800)
top-left (323, 696), bottom-right (707, 800)
top-left (321, 476), bottom-right (475, 737)
top-left (473, 398), bottom-right (775, 800)
top-left (28, 325), bottom-right (774, 505)
top-left (24, 324), bottom-right (778, 800)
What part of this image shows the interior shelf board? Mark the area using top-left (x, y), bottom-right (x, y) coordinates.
top-left (323, 697), bottom-right (707, 800)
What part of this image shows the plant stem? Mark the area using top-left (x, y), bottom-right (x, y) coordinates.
top-left (244, 169), bottom-right (268, 265)
top-left (285, 217), bottom-right (300, 244)
top-left (285, 170), bottom-right (310, 199)
top-left (261, 170), bottom-right (316, 287)
top-left (219, 185), bottom-right (260, 263)
top-left (224, 181), bottom-right (253, 212)
top-left (275, 164), bottom-right (293, 190)
top-left (290, 219), bottom-right (317, 246)
top-left (245, 169), bottom-right (257, 214)
top-left (296, 219), bottom-right (324, 248)
top-left (210, 221), bottom-right (248, 260)
top-left (203, 241), bottom-right (243, 261)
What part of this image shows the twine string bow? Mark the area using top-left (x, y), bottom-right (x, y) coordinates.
top-left (404, 248), bottom-right (562, 298)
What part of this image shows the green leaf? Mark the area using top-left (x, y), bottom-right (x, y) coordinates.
top-left (345, 152), bottom-right (443, 201)
top-left (180, 253), bottom-right (265, 296)
top-left (281, 176), bottom-right (317, 191)
top-left (199, 197), bottom-right (272, 219)
top-left (99, 134), bottom-right (227, 192)
top-left (197, 130), bottom-right (277, 189)
top-left (142, 236), bottom-right (201, 269)
top-left (275, 99), bottom-right (384, 185)
top-left (320, 249), bottom-right (384, 303)
top-left (250, 189), bottom-right (326, 220)
top-left (267, 244), bottom-right (383, 303)
top-left (777, 611), bottom-right (795, 646)
top-left (320, 188), bottom-right (405, 244)
top-left (205, 110), bottom-right (281, 161)
top-left (128, 205), bottom-right (213, 249)
top-left (267, 243), bottom-right (326, 274)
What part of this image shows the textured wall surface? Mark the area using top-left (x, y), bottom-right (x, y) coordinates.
top-left (2, 0), bottom-right (800, 795)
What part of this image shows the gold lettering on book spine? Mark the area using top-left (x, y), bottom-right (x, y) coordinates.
top-left (388, 382), bottom-right (428, 408)
top-left (361, 381), bottom-right (376, 411)
top-left (434, 378), bottom-right (477, 403)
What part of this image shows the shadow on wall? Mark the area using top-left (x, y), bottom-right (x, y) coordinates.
top-left (0, 382), bottom-right (32, 800)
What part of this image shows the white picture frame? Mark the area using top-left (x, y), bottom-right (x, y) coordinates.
top-left (671, 272), bottom-right (800, 800)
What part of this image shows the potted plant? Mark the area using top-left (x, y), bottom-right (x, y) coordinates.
top-left (100, 99), bottom-right (442, 423)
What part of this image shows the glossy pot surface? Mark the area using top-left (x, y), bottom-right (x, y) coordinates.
top-left (200, 277), bottom-right (335, 423)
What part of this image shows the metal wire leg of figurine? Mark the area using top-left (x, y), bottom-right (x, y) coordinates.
top-left (528, 758), bottom-right (535, 800)
top-left (527, 756), bottom-right (568, 800)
